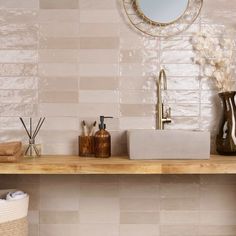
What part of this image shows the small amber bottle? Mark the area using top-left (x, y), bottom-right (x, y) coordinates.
top-left (94, 116), bottom-right (113, 158)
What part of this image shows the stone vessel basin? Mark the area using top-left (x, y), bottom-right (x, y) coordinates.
top-left (127, 130), bottom-right (210, 160)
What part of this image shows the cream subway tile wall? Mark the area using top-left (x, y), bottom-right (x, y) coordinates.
top-left (0, 0), bottom-right (235, 235)
top-left (0, 175), bottom-right (236, 235)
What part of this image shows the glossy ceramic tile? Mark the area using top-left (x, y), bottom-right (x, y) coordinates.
top-left (39, 0), bottom-right (78, 9)
top-left (79, 76), bottom-right (118, 90)
top-left (0, 1), bottom-right (235, 235)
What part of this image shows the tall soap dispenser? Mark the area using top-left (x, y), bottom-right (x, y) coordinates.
top-left (94, 116), bottom-right (113, 158)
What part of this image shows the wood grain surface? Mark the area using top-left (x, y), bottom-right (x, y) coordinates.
top-left (0, 155), bottom-right (236, 174)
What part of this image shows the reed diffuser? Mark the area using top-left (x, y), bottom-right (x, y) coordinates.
top-left (19, 117), bottom-right (45, 157)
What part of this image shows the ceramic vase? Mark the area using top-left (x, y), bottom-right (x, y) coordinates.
top-left (216, 91), bottom-right (236, 155)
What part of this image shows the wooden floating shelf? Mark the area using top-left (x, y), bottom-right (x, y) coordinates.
top-left (0, 155), bottom-right (236, 174)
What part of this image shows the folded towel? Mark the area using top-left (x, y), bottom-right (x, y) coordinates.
top-left (0, 191), bottom-right (28, 203)
top-left (0, 150), bottom-right (23, 163)
top-left (6, 191), bottom-right (28, 201)
top-left (0, 141), bottom-right (22, 156)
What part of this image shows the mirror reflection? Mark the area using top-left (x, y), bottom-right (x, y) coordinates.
top-left (137, 0), bottom-right (189, 24)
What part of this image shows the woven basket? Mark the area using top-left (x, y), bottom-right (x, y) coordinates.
top-left (0, 190), bottom-right (29, 236)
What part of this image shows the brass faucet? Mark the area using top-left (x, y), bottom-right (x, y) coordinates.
top-left (156, 69), bottom-right (171, 130)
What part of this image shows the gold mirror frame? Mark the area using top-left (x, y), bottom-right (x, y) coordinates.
top-left (123, 0), bottom-right (203, 37)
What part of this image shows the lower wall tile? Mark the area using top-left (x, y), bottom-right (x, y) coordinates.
top-left (78, 224), bottom-right (119, 236)
top-left (120, 212), bottom-right (159, 224)
top-left (160, 225), bottom-right (199, 236)
top-left (120, 224), bottom-right (159, 236)
top-left (40, 211), bottom-right (79, 224)
top-left (39, 224), bottom-right (78, 236)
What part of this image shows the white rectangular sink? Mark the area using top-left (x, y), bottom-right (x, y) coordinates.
top-left (127, 130), bottom-right (210, 160)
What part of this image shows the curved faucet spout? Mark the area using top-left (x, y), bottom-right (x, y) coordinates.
top-left (156, 69), bottom-right (171, 130)
top-left (158, 69), bottom-right (167, 90)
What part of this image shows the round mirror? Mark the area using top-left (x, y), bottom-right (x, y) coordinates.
top-left (123, 0), bottom-right (203, 37)
top-left (136, 0), bottom-right (189, 25)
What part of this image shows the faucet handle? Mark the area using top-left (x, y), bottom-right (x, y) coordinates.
top-left (165, 107), bottom-right (171, 119)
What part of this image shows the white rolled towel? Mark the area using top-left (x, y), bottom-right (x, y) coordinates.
top-left (6, 191), bottom-right (28, 201)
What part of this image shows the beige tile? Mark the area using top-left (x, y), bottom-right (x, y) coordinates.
top-left (79, 90), bottom-right (119, 103)
top-left (79, 197), bottom-right (119, 212)
top-left (200, 185), bottom-right (236, 210)
top-left (119, 175), bottom-right (160, 184)
top-left (79, 64), bottom-right (118, 76)
top-left (79, 49), bottom-right (118, 63)
top-left (40, 175), bottom-right (80, 210)
top-left (160, 37), bottom-right (193, 50)
top-left (120, 35), bottom-right (155, 50)
top-left (79, 0), bottom-right (117, 9)
top-left (79, 76), bottom-right (118, 90)
top-left (42, 117), bottom-right (78, 131)
top-left (39, 224), bottom-right (78, 236)
top-left (160, 184), bottom-right (199, 198)
top-left (0, 77), bottom-right (37, 90)
top-left (17, 175), bottom-right (40, 185)
top-left (38, 63), bottom-right (78, 77)
top-left (38, 10), bottom-right (79, 22)
top-left (80, 24), bottom-right (119, 37)
top-left (80, 37), bottom-right (119, 49)
top-left (80, 183), bottom-right (119, 198)
top-left (79, 175), bottom-right (119, 184)
top-left (160, 198), bottom-right (199, 211)
top-left (39, 49), bottom-right (77, 63)
top-left (0, 0), bottom-right (39, 8)
top-left (0, 103), bottom-right (37, 116)
top-left (200, 175), bottom-right (236, 185)
top-left (77, 103), bottom-right (119, 117)
top-left (0, 64), bottom-right (37, 76)
top-left (160, 225), bottom-right (199, 236)
top-left (120, 224), bottom-right (159, 236)
top-left (200, 211), bottom-right (236, 225)
top-left (160, 50), bottom-right (195, 64)
top-left (39, 91), bottom-right (78, 103)
top-left (80, 10), bottom-right (119, 23)
top-left (40, 23), bottom-right (79, 37)
top-left (39, 103), bottom-right (78, 116)
top-left (161, 175), bottom-right (200, 184)
top-left (165, 90), bottom-right (200, 104)
top-left (160, 211), bottom-right (199, 225)
top-left (120, 50), bottom-right (158, 64)
top-left (0, 50), bottom-right (37, 63)
top-left (0, 117), bottom-right (22, 130)
top-left (164, 64), bottom-right (200, 77)
top-left (120, 198), bottom-right (159, 212)
top-left (39, 77), bottom-right (78, 91)
top-left (170, 104), bottom-right (200, 117)
top-left (120, 104), bottom-right (155, 116)
top-left (167, 116), bottom-right (200, 130)
top-left (40, 0), bottom-right (78, 9)
top-left (39, 37), bottom-right (79, 49)
top-left (119, 117), bottom-right (155, 129)
top-left (119, 182), bottom-right (159, 198)
top-left (167, 77), bottom-right (199, 90)
top-left (0, 90), bottom-right (37, 104)
top-left (78, 224), bottom-right (119, 236)
top-left (80, 211), bottom-right (119, 224)
top-left (120, 212), bottom-right (159, 224)
top-left (199, 225), bottom-right (236, 235)
top-left (40, 211), bottom-right (79, 224)
top-left (119, 76), bottom-right (155, 90)
top-left (120, 90), bottom-right (156, 104)
top-left (120, 63), bottom-right (156, 77)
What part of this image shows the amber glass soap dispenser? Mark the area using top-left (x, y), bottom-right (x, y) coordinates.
top-left (94, 116), bottom-right (113, 158)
